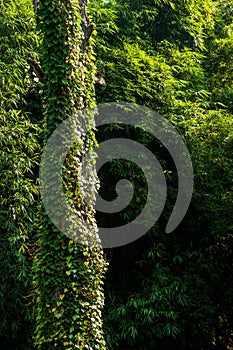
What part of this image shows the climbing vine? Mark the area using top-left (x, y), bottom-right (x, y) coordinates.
top-left (33, 1), bottom-right (107, 349)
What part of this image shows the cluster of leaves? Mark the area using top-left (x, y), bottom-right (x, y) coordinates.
top-left (0, 111), bottom-right (40, 349)
top-left (0, 0), bottom-right (232, 349)
top-left (32, 1), bottom-right (107, 349)
top-left (89, 0), bottom-right (233, 348)
top-left (0, 0), bottom-right (41, 348)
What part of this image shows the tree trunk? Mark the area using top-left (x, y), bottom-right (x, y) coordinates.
top-left (33, 1), bottom-right (107, 349)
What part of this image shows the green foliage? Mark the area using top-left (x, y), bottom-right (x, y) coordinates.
top-left (0, 0), bottom-right (41, 111)
top-left (205, 0), bottom-right (233, 112)
top-left (104, 256), bottom-right (217, 349)
top-left (0, 0), bottom-right (232, 349)
top-left (102, 133), bottom-right (232, 349)
top-left (33, 1), bottom-right (107, 349)
top-left (0, 110), bottom-right (40, 350)
top-left (90, 0), bottom-right (233, 348)
top-left (92, 0), bottom-right (215, 50)
top-left (0, 0), bottom-right (41, 348)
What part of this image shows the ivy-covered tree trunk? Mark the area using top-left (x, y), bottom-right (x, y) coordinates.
top-left (33, 1), bottom-right (107, 349)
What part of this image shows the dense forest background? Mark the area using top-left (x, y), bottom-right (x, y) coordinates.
top-left (0, 0), bottom-right (232, 349)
